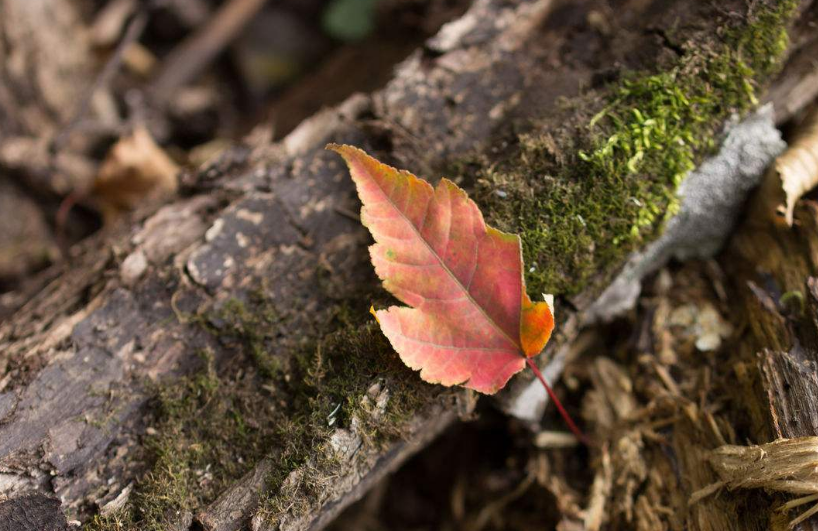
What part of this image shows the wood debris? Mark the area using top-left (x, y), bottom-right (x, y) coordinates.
top-left (692, 437), bottom-right (818, 528)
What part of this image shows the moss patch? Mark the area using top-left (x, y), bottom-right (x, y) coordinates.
top-left (85, 295), bottom-right (445, 530)
top-left (479, 0), bottom-right (798, 297)
top-left (256, 322), bottom-right (448, 525)
top-left (86, 350), bottom-right (279, 531)
top-left (212, 296), bottom-right (284, 378)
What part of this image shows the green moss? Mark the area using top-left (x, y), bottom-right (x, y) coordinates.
top-left (779, 289), bottom-right (806, 316)
top-left (296, 324), bottom-right (436, 436)
top-left (85, 296), bottom-right (443, 531)
top-left (480, 0), bottom-right (797, 297)
top-left (733, 0), bottom-right (798, 77)
top-left (84, 294), bottom-right (287, 531)
top-left (212, 296), bottom-right (283, 378)
top-left (86, 350), bottom-right (279, 531)
top-left (257, 322), bottom-right (446, 525)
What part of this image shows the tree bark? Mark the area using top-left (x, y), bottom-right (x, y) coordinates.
top-left (1, 0), bottom-right (817, 530)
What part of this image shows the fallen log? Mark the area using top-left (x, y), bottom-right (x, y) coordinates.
top-left (1, 0), bottom-right (816, 530)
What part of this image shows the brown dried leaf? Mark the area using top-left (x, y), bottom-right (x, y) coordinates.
top-left (757, 109), bottom-right (818, 226)
top-left (93, 126), bottom-right (179, 223)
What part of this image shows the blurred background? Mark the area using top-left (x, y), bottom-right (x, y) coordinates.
top-left (0, 0), bottom-right (468, 317)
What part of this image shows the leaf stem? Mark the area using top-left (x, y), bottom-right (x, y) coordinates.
top-left (525, 358), bottom-right (591, 446)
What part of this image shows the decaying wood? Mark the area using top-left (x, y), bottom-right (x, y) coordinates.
top-left (1, 0), bottom-right (818, 530)
top-left (766, 20), bottom-right (818, 125)
top-left (714, 193), bottom-right (818, 530)
top-left (673, 218), bottom-right (818, 526)
top-left (0, 493), bottom-right (68, 531)
top-left (197, 458), bottom-right (275, 531)
top-left (574, 69), bottom-right (818, 528)
top-left (695, 438), bottom-right (818, 527)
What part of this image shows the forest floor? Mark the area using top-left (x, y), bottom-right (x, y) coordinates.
top-left (3, 1), bottom-right (818, 530)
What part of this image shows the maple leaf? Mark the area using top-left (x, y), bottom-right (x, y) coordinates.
top-left (328, 144), bottom-right (586, 441)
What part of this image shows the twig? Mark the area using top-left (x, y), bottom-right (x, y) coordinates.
top-left (166, 0), bottom-right (212, 27)
top-left (534, 430), bottom-right (581, 449)
top-left (149, 0), bottom-right (269, 102)
top-left (52, 6), bottom-right (150, 255)
top-left (468, 473), bottom-right (535, 531)
top-left (51, 7), bottom-right (149, 154)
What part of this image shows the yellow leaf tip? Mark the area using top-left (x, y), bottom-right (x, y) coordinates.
top-left (326, 143), bottom-right (361, 153)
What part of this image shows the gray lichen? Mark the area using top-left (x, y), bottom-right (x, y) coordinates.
top-left (585, 105), bottom-right (786, 323)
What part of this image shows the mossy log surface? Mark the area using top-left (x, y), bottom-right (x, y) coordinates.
top-left (0, 0), bottom-right (817, 530)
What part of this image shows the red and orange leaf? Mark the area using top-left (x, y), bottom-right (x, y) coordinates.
top-left (328, 144), bottom-right (554, 394)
